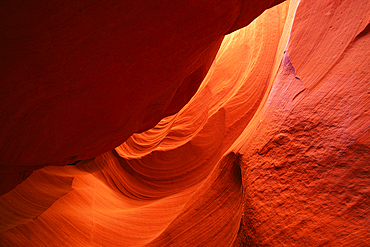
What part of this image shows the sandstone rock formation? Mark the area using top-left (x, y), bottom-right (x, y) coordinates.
top-left (0, 0), bottom-right (369, 246)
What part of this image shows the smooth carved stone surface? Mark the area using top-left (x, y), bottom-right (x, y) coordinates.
top-left (1, 0), bottom-right (369, 246)
top-left (0, 0), bottom-right (283, 195)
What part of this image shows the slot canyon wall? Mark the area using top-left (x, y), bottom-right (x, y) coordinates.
top-left (0, 0), bottom-right (369, 246)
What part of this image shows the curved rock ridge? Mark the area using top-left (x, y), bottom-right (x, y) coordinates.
top-left (0, 2), bottom-right (290, 245)
top-left (0, 0), bottom-right (283, 195)
top-left (146, 152), bottom-right (243, 247)
top-left (1, 0), bottom-right (370, 246)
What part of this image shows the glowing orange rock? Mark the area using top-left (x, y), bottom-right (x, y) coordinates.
top-left (0, 0), bottom-right (283, 195)
top-left (1, 0), bottom-right (369, 246)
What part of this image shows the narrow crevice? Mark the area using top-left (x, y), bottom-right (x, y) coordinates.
top-left (355, 22), bottom-right (370, 40)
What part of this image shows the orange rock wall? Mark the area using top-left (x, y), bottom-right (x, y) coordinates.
top-left (0, 0), bottom-right (283, 195)
top-left (1, 0), bottom-right (369, 246)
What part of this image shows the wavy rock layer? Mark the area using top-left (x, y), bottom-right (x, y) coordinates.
top-left (1, 0), bottom-right (370, 246)
top-left (0, 0), bottom-right (283, 194)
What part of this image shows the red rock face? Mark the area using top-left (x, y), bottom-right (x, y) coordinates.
top-left (0, 0), bottom-right (283, 194)
top-left (1, 0), bottom-right (369, 246)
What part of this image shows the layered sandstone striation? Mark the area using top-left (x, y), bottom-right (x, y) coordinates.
top-left (1, 0), bottom-right (369, 246)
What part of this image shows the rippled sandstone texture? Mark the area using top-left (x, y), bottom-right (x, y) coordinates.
top-left (1, 0), bottom-right (369, 246)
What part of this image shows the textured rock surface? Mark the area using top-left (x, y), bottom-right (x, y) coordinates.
top-left (1, 0), bottom-right (369, 246)
top-left (233, 0), bottom-right (370, 245)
